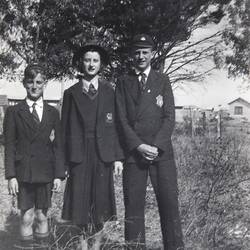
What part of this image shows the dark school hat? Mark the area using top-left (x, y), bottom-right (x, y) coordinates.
top-left (131, 34), bottom-right (155, 48)
top-left (72, 41), bottom-right (109, 68)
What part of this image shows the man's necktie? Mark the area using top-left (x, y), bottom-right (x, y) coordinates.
top-left (139, 72), bottom-right (147, 91)
top-left (88, 83), bottom-right (97, 97)
top-left (32, 103), bottom-right (40, 124)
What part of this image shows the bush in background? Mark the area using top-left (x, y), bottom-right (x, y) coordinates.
top-left (175, 134), bottom-right (250, 249)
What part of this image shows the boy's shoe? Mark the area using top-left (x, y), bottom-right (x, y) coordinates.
top-left (14, 236), bottom-right (34, 249)
top-left (19, 234), bottom-right (34, 241)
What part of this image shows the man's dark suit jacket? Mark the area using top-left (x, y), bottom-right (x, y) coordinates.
top-left (61, 80), bottom-right (123, 166)
top-left (4, 101), bottom-right (65, 183)
top-left (115, 69), bottom-right (175, 163)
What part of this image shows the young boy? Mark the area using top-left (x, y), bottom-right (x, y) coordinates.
top-left (4, 63), bottom-right (65, 245)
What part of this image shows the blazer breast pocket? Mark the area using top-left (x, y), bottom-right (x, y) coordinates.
top-left (104, 112), bottom-right (114, 126)
top-left (155, 94), bottom-right (164, 108)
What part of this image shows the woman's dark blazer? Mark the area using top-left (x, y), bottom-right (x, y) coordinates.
top-left (61, 79), bottom-right (123, 167)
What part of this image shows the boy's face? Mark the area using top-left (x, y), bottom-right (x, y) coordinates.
top-left (23, 73), bottom-right (46, 101)
top-left (132, 47), bottom-right (154, 71)
top-left (82, 51), bottom-right (101, 78)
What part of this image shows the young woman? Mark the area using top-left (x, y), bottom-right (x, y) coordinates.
top-left (61, 43), bottom-right (123, 236)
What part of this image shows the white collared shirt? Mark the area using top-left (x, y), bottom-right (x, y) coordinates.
top-left (81, 75), bottom-right (99, 93)
top-left (26, 97), bottom-right (44, 121)
top-left (135, 66), bottom-right (151, 82)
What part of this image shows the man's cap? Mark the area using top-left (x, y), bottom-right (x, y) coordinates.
top-left (72, 41), bottom-right (109, 68)
top-left (131, 34), bottom-right (155, 48)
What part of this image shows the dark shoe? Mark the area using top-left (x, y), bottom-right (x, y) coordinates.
top-left (34, 231), bottom-right (50, 239)
top-left (14, 236), bottom-right (34, 249)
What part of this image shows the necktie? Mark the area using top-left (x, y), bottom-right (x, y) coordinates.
top-left (88, 83), bottom-right (97, 97)
top-left (32, 103), bottom-right (40, 124)
top-left (139, 72), bottom-right (147, 91)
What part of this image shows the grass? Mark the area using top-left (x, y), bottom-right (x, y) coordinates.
top-left (0, 131), bottom-right (250, 249)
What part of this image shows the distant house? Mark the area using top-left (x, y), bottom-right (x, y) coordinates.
top-left (228, 98), bottom-right (250, 121)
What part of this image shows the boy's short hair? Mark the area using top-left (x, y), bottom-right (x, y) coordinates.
top-left (23, 63), bottom-right (47, 81)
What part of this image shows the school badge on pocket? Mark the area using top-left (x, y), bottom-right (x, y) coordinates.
top-left (106, 112), bottom-right (113, 123)
top-left (156, 95), bottom-right (163, 108)
top-left (49, 129), bottom-right (55, 142)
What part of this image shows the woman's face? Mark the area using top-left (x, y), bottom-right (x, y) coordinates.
top-left (82, 51), bottom-right (101, 78)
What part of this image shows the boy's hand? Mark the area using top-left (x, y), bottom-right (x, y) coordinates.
top-left (113, 161), bottom-right (123, 176)
top-left (52, 178), bottom-right (61, 192)
top-left (8, 178), bottom-right (19, 196)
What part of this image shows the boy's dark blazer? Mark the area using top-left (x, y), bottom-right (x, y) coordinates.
top-left (61, 79), bottom-right (123, 166)
top-left (4, 101), bottom-right (65, 183)
top-left (115, 69), bottom-right (175, 163)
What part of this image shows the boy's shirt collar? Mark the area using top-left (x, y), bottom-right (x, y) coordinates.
top-left (134, 65), bottom-right (151, 78)
top-left (26, 97), bottom-right (44, 108)
top-left (81, 75), bottom-right (99, 92)
top-left (26, 97), bottom-right (44, 121)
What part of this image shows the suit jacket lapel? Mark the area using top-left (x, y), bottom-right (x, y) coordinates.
top-left (71, 81), bottom-right (87, 121)
top-left (126, 74), bottom-right (141, 105)
top-left (136, 70), bottom-right (159, 117)
top-left (40, 102), bottom-right (50, 129)
top-left (18, 101), bottom-right (38, 132)
top-left (97, 80), bottom-right (105, 121)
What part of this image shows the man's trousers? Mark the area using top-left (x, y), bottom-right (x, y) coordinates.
top-left (123, 159), bottom-right (184, 250)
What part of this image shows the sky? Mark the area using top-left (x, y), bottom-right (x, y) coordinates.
top-left (174, 69), bottom-right (250, 109)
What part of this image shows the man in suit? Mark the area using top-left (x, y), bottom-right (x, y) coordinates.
top-left (115, 34), bottom-right (184, 250)
top-left (4, 64), bottom-right (65, 245)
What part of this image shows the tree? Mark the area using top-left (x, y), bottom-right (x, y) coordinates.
top-left (0, 0), bottom-right (233, 82)
top-left (215, 0), bottom-right (250, 80)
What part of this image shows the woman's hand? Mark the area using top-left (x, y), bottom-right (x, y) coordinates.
top-left (52, 178), bottom-right (62, 192)
top-left (113, 161), bottom-right (123, 176)
top-left (8, 178), bottom-right (19, 196)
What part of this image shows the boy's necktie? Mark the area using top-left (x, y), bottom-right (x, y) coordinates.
top-left (139, 72), bottom-right (147, 91)
top-left (32, 103), bottom-right (40, 124)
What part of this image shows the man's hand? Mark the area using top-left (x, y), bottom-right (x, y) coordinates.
top-left (137, 144), bottom-right (158, 161)
top-left (52, 178), bottom-right (61, 192)
top-left (8, 178), bottom-right (19, 196)
top-left (113, 161), bottom-right (123, 176)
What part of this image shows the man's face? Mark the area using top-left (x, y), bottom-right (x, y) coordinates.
top-left (23, 73), bottom-right (46, 101)
top-left (132, 47), bottom-right (154, 71)
top-left (82, 51), bottom-right (101, 78)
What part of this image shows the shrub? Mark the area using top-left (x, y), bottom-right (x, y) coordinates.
top-left (174, 134), bottom-right (250, 249)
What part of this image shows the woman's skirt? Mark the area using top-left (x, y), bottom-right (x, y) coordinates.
top-left (62, 136), bottom-right (116, 228)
